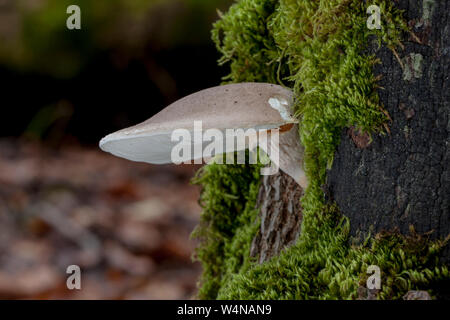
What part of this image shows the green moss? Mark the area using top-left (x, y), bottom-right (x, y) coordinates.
top-left (218, 210), bottom-right (449, 299)
top-left (192, 0), bottom-right (449, 299)
top-left (191, 154), bottom-right (263, 299)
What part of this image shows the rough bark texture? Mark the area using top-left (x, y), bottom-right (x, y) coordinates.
top-left (326, 0), bottom-right (449, 261)
top-left (250, 171), bottom-right (303, 263)
top-left (251, 0), bottom-right (449, 263)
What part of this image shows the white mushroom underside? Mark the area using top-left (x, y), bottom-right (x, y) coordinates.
top-left (100, 124), bottom-right (307, 189)
top-left (99, 125), bottom-right (279, 164)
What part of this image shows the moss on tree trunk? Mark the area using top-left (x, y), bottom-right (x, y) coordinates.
top-left (192, 0), bottom-right (450, 300)
top-left (327, 0), bottom-right (450, 264)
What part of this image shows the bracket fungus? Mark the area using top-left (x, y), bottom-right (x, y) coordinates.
top-left (99, 82), bottom-right (308, 189)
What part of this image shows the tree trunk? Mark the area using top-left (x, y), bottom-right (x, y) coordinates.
top-left (251, 0), bottom-right (449, 263)
top-left (250, 171), bottom-right (303, 264)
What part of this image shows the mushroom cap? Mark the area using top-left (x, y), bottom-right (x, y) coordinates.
top-left (99, 82), bottom-right (294, 164)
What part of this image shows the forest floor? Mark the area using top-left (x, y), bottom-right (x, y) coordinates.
top-left (0, 138), bottom-right (202, 299)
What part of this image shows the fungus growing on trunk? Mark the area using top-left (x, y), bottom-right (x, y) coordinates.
top-left (99, 82), bottom-right (307, 188)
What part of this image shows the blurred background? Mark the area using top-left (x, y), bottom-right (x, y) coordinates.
top-left (0, 0), bottom-right (233, 299)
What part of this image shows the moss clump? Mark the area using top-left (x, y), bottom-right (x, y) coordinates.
top-left (193, 0), bottom-right (449, 299)
top-left (191, 154), bottom-right (263, 299)
top-left (218, 209), bottom-right (449, 299)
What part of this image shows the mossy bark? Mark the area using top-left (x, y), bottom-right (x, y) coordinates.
top-left (251, 0), bottom-right (449, 267)
top-left (194, 0), bottom-right (449, 299)
top-left (326, 0), bottom-right (449, 264)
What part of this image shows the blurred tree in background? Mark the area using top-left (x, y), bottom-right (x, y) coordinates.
top-left (0, 0), bottom-right (232, 144)
top-left (0, 0), bottom-right (231, 77)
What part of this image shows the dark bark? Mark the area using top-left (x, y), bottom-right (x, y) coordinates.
top-left (251, 0), bottom-right (449, 263)
top-left (326, 0), bottom-right (449, 261)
